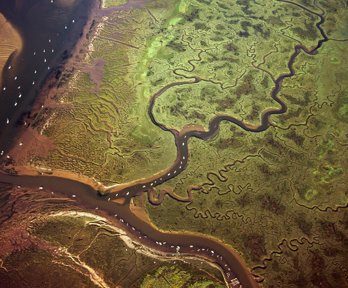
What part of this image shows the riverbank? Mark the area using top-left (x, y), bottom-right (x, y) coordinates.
top-left (2, 0), bottom-right (108, 192)
top-left (0, 13), bottom-right (22, 87)
top-left (0, 161), bottom-right (258, 287)
top-left (0, 0), bottom-right (97, 155)
top-left (0, 171), bottom-right (258, 288)
top-left (7, 165), bottom-right (103, 190)
top-left (3, 0), bottom-right (100, 159)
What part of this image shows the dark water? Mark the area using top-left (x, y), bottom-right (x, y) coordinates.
top-left (0, 0), bottom-right (95, 155)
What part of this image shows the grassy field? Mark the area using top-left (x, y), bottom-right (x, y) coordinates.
top-left (0, 184), bottom-right (225, 288)
top-left (28, 1), bottom-right (180, 185)
top-left (32, 214), bottom-right (225, 287)
top-left (145, 1), bottom-right (348, 286)
top-left (102, 0), bottom-right (128, 8)
top-left (145, 0), bottom-right (322, 130)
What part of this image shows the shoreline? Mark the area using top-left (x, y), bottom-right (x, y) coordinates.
top-left (3, 0), bottom-right (117, 192)
top-left (4, 0), bottom-right (101, 160)
top-left (2, 160), bottom-right (256, 274)
top-left (18, 0), bottom-right (101, 123)
top-left (0, 0), bottom-right (98, 155)
top-left (46, 210), bottom-right (228, 286)
top-left (0, 13), bottom-right (22, 87)
top-left (7, 165), bottom-right (103, 190)
top-left (0, 171), bottom-right (258, 288)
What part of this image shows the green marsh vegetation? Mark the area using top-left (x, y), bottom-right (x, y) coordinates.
top-left (18, 0), bottom-right (348, 286)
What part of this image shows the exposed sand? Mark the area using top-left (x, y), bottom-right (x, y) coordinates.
top-left (129, 195), bottom-right (153, 225)
top-left (0, 13), bottom-right (22, 87)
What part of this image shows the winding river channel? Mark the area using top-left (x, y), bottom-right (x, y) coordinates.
top-left (0, 0), bottom-right (330, 287)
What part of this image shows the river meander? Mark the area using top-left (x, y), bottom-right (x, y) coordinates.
top-left (0, 0), bottom-right (331, 287)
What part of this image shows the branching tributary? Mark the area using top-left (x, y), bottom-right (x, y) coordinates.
top-left (0, 1), bottom-right (330, 287)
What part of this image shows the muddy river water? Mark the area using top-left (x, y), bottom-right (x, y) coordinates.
top-left (0, 172), bottom-right (257, 288)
